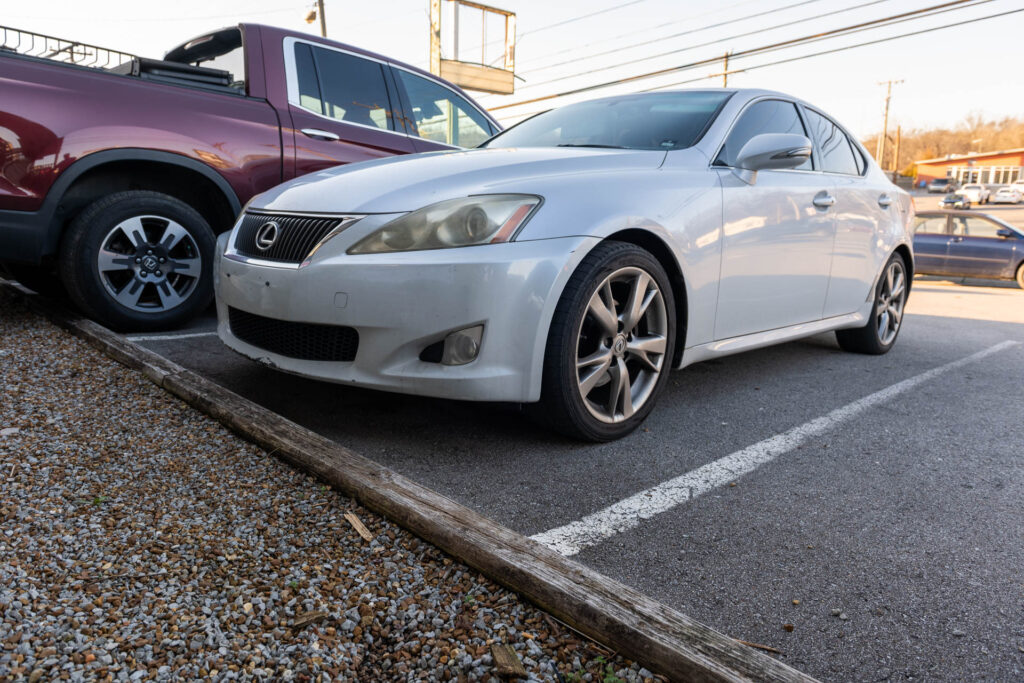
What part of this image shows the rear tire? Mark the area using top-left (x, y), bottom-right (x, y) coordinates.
top-left (59, 191), bottom-right (215, 332)
top-left (531, 241), bottom-right (676, 441)
top-left (836, 252), bottom-right (908, 355)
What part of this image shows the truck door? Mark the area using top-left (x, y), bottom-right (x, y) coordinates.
top-left (285, 40), bottom-right (413, 177)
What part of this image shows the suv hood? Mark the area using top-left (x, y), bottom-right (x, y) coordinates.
top-left (252, 147), bottom-right (666, 214)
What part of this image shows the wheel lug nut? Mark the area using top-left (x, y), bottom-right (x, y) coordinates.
top-left (135, 258), bottom-right (141, 264)
top-left (155, 270), bottom-right (162, 276)
top-left (141, 270), bottom-right (148, 276)
top-left (159, 257), bottom-right (166, 263)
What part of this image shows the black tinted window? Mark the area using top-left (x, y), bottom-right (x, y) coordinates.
top-left (716, 99), bottom-right (810, 169)
top-left (309, 47), bottom-right (394, 130)
top-left (486, 91), bottom-right (731, 151)
top-left (804, 109), bottom-right (860, 175)
top-left (395, 70), bottom-right (494, 147)
top-left (294, 44), bottom-right (322, 114)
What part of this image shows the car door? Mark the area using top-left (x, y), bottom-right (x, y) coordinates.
top-left (715, 98), bottom-right (837, 340)
top-left (801, 107), bottom-right (896, 318)
top-left (912, 215), bottom-right (952, 274)
top-left (390, 66), bottom-right (499, 153)
top-left (946, 215), bottom-right (1019, 277)
top-left (284, 39), bottom-right (414, 177)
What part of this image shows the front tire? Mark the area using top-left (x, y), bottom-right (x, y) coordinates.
top-left (59, 191), bottom-right (215, 332)
top-left (1015, 262), bottom-right (1024, 290)
top-left (532, 241), bottom-right (676, 441)
top-left (836, 252), bottom-right (908, 355)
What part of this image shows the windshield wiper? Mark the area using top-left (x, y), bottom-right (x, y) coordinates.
top-left (556, 143), bottom-right (628, 149)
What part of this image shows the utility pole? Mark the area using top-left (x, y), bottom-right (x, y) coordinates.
top-left (875, 80), bottom-right (902, 168)
top-left (892, 125), bottom-right (902, 178)
top-left (317, 0), bottom-right (327, 37)
top-left (709, 52), bottom-right (741, 87)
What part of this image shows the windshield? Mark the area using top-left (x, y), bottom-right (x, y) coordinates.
top-left (483, 91), bottom-right (732, 151)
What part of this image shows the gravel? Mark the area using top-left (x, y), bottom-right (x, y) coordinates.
top-left (0, 291), bottom-right (658, 682)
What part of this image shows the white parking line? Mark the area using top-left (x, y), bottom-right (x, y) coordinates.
top-left (126, 331), bottom-right (218, 342)
top-left (531, 340), bottom-right (1021, 556)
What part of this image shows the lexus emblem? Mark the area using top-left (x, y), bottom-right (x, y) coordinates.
top-left (255, 221), bottom-right (280, 251)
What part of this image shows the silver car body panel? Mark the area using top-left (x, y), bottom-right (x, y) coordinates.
top-left (216, 88), bottom-right (913, 403)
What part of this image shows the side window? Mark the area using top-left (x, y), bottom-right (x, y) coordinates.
top-left (960, 217), bottom-right (1003, 238)
top-left (395, 70), bottom-right (494, 148)
top-left (309, 47), bottom-right (394, 130)
top-left (913, 217), bottom-right (948, 234)
top-left (715, 99), bottom-right (810, 170)
top-left (294, 43), bottom-right (323, 114)
top-left (804, 109), bottom-right (860, 175)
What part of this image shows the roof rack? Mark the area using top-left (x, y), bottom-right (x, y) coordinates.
top-left (0, 24), bottom-right (136, 70)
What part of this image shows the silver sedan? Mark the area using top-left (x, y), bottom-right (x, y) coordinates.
top-left (216, 89), bottom-right (914, 440)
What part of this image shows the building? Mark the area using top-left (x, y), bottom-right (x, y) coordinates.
top-left (914, 148), bottom-right (1024, 185)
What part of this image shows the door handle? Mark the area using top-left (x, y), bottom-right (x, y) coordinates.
top-left (301, 128), bottom-right (341, 141)
top-left (950, 235), bottom-right (964, 243)
top-left (878, 194), bottom-right (893, 208)
top-left (812, 193), bottom-right (835, 209)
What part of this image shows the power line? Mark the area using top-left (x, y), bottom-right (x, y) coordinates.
top-left (645, 6), bottom-right (1022, 91)
top-left (499, 1), bottom-right (1011, 122)
top-left (513, 0), bottom-right (765, 68)
top-left (515, 0), bottom-right (892, 93)
top-left (519, 0), bottom-right (831, 77)
top-left (488, 0), bottom-right (983, 113)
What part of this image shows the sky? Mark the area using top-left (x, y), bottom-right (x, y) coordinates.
top-left (4, 0), bottom-right (1022, 141)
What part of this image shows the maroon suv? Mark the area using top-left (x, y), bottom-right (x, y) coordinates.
top-left (0, 23), bottom-right (500, 330)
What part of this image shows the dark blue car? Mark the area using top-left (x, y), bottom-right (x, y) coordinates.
top-left (913, 211), bottom-right (1024, 288)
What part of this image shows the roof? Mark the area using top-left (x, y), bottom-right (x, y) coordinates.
top-left (915, 148), bottom-right (1024, 165)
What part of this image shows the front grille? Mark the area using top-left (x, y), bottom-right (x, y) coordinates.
top-left (233, 212), bottom-right (347, 263)
top-left (228, 307), bottom-right (358, 362)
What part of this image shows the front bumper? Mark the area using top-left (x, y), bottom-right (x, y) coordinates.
top-left (215, 223), bottom-right (597, 403)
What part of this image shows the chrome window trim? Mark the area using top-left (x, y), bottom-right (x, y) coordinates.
top-left (389, 61), bottom-right (501, 132)
top-left (283, 36), bottom-right (407, 139)
top-left (282, 36), bottom-right (498, 143)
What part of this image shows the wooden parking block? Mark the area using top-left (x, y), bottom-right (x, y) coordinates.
top-left (491, 643), bottom-right (527, 677)
top-left (344, 512), bottom-right (374, 542)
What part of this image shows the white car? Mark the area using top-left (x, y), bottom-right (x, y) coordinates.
top-left (216, 89), bottom-right (913, 440)
top-left (959, 184), bottom-right (990, 204)
top-left (992, 187), bottom-right (1023, 204)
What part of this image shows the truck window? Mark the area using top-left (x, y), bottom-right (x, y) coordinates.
top-left (309, 47), bottom-right (395, 131)
top-left (294, 44), bottom-right (323, 114)
top-left (394, 69), bottom-right (494, 148)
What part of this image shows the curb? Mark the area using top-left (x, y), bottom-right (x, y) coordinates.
top-left (3, 281), bottom-right (818, 683)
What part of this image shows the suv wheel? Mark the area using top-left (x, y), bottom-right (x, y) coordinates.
top-left (60, 191), bottom-right (215, 331)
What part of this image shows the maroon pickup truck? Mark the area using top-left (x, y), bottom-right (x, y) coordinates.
top-left (0, 23), bottom-right (500, 330)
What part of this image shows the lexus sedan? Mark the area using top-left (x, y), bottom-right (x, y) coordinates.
top-left (959, 184), bottom-right (990, 204)
top-left (216, 89), bottom-right (914, 441)
top-left (913, 210), bottom-right (1024, 287)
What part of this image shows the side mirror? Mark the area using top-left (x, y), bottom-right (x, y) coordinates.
top-left (733, 133), bottom-right (812, 184)
top-left (996, 228), bottom-right (1015, 238)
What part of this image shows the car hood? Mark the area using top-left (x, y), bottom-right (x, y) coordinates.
top-left (251, 147), bottom-right (667, 214)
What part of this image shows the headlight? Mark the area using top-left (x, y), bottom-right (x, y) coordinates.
top-left (348, 194), bottom-right (541, 254)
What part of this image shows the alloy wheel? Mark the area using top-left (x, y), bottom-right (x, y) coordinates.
top-left (575, 266), bottom-right (669, 423)
top-left (96, 215), bottom-right (202, 312)
top-left (876, 259), bottom-right (906, 346)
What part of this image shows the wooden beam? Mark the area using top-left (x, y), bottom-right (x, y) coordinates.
top-left (1, 280), bottom-right (818, 683)
top-left (440, 59), bottom-right (514, 95)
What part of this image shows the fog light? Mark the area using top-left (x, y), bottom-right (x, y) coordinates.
top-left (441, 325), bottom-right (483, 366)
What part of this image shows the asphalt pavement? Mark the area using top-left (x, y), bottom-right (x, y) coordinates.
top-left (119, 271), bottom-right (1024, 682)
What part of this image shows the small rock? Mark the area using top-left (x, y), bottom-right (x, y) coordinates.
top-left (831, 609), bottom-right (842, 617)
top-left (839, 613), bottom-right (849, 621)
